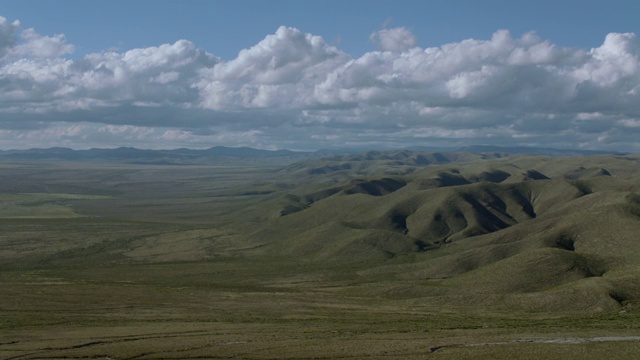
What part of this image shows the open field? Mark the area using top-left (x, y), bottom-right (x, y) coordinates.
top-left (3, 265), bottom-right (640, 359)
top-left (1, 151), bottom-right (640, 359)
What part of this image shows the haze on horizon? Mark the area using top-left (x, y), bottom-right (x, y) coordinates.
top-left (0, 0), bottom-right (639, 152)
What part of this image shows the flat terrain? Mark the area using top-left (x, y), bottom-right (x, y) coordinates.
top-left (1, 151), bottom-right (640, 359)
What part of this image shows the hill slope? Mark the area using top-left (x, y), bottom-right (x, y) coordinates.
top-left (236, 153), bottom-right (640, 312)
top-left (1, 150), bottom-right (639, 314)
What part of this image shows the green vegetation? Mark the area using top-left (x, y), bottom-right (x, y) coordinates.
top-left (1, 151), bottom-right (640, 359)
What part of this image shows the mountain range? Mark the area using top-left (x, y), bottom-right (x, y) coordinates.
top-left (0, 145), bottom-right (625, 164)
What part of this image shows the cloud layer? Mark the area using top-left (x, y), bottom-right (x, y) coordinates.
top-left (1, 16), bottom-right (639, 151)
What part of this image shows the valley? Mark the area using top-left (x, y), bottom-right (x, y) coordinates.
top-left (1, 149), bottom-right (640, 359)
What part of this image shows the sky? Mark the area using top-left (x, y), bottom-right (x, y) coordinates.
top-left (0, 0), bottom-right (639, 151)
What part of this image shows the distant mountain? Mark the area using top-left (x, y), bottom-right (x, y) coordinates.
top-left (0, 145), bottom-right (628, 164)
top-left (455, 145), bottom-right (626, 156)
top-left (0, 146), bottom-right (310, 163)
top-left (198, 146), bottom-right (301, 157)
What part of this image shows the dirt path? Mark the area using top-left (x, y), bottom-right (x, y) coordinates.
top-left (430, 336), bottom-right (640, 353)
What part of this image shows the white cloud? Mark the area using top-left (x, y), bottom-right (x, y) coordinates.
top-left (12, 28), bottom-right (74, 58)
top-left (370, 27), bottom-right (418, 52)
top-left (69, 39), bottom-right (218, 104)
top-left (618, 119), bottom-right (640, 128)
top-left (0, 16), bottom-right (20, 58)
top-left (0, 15), bottom-right (639, 152)
top-left (196, 26), bottom-right (347, 110)
top-left (571, 33), bottom-right (638, 87)
top-left (576, 112), bottom-right (604, 120)
top-left (150, 71), bottom-right (180, 84)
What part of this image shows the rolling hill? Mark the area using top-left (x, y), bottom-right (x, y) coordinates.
top-left (2, 148), bottom-right (640, 359)
top-left (234, 152), bottom-right (640, 313)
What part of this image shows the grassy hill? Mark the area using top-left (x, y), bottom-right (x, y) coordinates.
top-left (234, 153), bottom-right (640, 314)
top-left (1, 150), bottom-right (640, 359)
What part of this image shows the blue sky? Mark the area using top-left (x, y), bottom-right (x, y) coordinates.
top-left (4, 0), bottom-right (638, 59)
top-left (0, 0), bottom-right (639, 151)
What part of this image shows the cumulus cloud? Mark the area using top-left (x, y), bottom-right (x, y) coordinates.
top-left (196, 26), bottom-right (348, 110)
top-left (369, 27), bottom-right (418, 52)
top-left (0, 17), bottom-right (74, 60)
top-left (0, 16), bottom-right (20, 58)
top-left (0, 15), bottom-right (639, 152)
top-left (12, 28), bottom-right (74, 58)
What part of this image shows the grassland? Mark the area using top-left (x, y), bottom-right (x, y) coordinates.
top-left (1, 152), bottom-right (640, 359)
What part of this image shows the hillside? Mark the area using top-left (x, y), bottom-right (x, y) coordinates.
top-left (2, 150), bottom-right (640, 359)
top-left (236, 153), bottom-right (640, 312)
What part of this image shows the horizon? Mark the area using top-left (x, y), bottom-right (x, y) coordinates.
top-left (0, 1), bottom-right (639, 152)
top-left (0, 143), bottom-right (627, 156)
